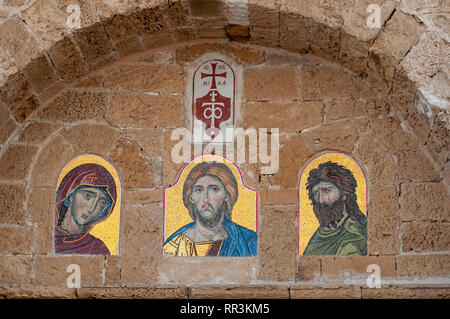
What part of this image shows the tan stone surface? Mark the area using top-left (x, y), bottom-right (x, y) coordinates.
top-left (22, 55), bottom-right (58, 94)
top-left (396, 254), bottom-right (450, 278)
top-left (28, 187), bottom-right (54, 254)
top-left (244, 66), bottom-right (299, 101)
top-left (159, 257), bottom-right (257, 285)
top-left (297, 256), bottom-right (321, 281)
top-left (366, 47), bottom-right (398, 98)
top-left (372, 11), bottom-right (425, 61)
top-left (300, 65), bottom-right (375, 100)
top-left (399, 182), bottom-right (450, 222)
top-left (123, 189), bottom-right (163, 205)
top-left (259, 189), bottom-right (297, 206)
top-left (77, 287), bottom-right (186, 299)
top-left (189, 0), bottom-right (225, 17)
top-left (250, 28), bottom-right (279, 47)
top-left (321, 256), bottom-right (396, 279)
top-left (0, 144), bottom-right (38, 180)
top-left (245, 101), bottom-right (322, 133)
top-left (301, 120), bottom-right (359, 154)
top-left (402, 222), bottom-right (450, 252)
top-left (0, 286), bottom-right (76, 299)
top-left (362, 285), bottom-right (450, 299)
top-left (120, 205), bottom-right (161, 285)
top-left (0, 183), bottom-right (26, 224)
top-left (0, 15), bottom-right (42, 69)
top-left (31, 134), bottom-right (75, 187)
top-left (18, 122), bottom-right (59, 144)
top-left (0, 225), bottom-right (35, 254)
top-left (0, 256), bottom-right (32, 285)
top-left (258, 205), bottom-right (297, 282)
top-left (34, 90), bottom-right (108, 122)
top-left (123, 128), bottom-right (163, 157)
top-left (162, 128), bottom-right (185, 187)
top-left (33, 255), bottom-right (104, 287)
top-left (108, 92), bottom-right (183, 128)
top-left (389, 68), bottom-right (417, 120)
top-left (0, 117), bottom-right (16, 144)
top-left (367, 186), bottom-right (400, 255)
top-left (279, 5), bottom-right (311, 53)
top-left (271, 134), bottom-right (312, 188)
top-left (0, 47), bottom-right (18, 87)
top-left (0, 72), bottom-right (31, 111)
top-left (105, 255), bottom-right (120, 286)
top-left (370, 116), bottom-right (418, 151)
top-left (110, 138), bottom-right (154, 188)
top-left (290, 285), bottom-right (362, 299)
top-left (47, 37), bottom-right (89, 83)
top-left (103, 64), bottom-right (184, 93)
top-left (396, 150), bottom-right (441, 182)
top-left (427, 115), bottom-right (450, 166)
top-left (176, 42), bottom-right (265, 65)
top-left (324, 99), bottom-right (367, 123)
top-left (190, 286), bottom-right (289, 299)
top-left (55, 0), bottom-right (101, 27)
top-left (13, 95), bottom-right (40, 123)
top-left (61, 124), bottom-right (120, 156)
top-left (353, 135), bottom-right (397, 186)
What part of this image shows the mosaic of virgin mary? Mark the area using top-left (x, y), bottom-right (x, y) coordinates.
top-left (55, 163), bottom-right (117, 255)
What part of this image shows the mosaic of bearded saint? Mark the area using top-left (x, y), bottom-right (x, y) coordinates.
top-left (163, 161), bottom-right (257, 257)
top-left (54, 163), bottom-right (117, 255)
top-left (303, 161), bottom-right (367, 256)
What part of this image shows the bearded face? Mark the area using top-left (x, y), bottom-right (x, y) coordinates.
top-left (311, 181), bottom-right (346, 229)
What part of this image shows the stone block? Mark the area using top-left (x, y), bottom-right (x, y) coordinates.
top-left (427, 115), bottom-right (450, 166)
top-left (248, 0), bottom-right (280, 28)
top-left (123, 128), bottom-right (163, 157)
top-left (55, 0), bottom-right (101, 27)
top-left (309, 23), bottom-right (340, 62)
top-left (13, 95), bottom-right (40, 123)
top-left (301, 120), bottom-right (359, 154)
top-left (190, 286), bottom-right (289, 299)
top-left (300, 65), bottom-right (375, 100)
top-left (297, 256), bottom-right (321, 281)
top-left (123, 189), bottom-right (163, 205)
top-left (0, 15), bottom-right (42, 69)
top-left (400, 182), bottom-right (450, 222)
top-left (18, 122), bottom-right (59, 144)
top-left (47, 37), bottom-right (89, 84)
top-left (107, 92), bottom-right (183, 128)
top-left (103, 64), bottom-right (184, 93)
top-left (245, 101), bottom-right (323, 133)
top-left (131, 5), bottom-right (168, 39)
top-left (159, 257), bottom-right (257, 285)
top-left (0, 256), bottom-right (32, 285)
top-left (120, 205), bottom-right (161, 285)
top-left (0, 72), bottom-right (32, 111)
top-left (321, 256), bottom-right (396, 279)
top-left (0, 225), bottom-right (35, 254)
top-left (259, 189), bottom-right (297, 206)
top-left (30, 135), bottom-right (75, 187)
top-left (396, 254), bottom-right (450, 278)
top-left (21, 0), bottom-right (68, 50)
top-left (61, 124), bottom-right (120, 156)
top-left (77, 287), bottom-right (186, 299)
top-left (29, 187), bottom-right (54, 254)
top-left (279, 8), bottom-right (311, 54)
top-left (110, 138), bottom-right (154, 188)
top-left (0, 286), bottom-right (77, 299)
top-left (33, 255), bottom-right (104, 287)
top-left (370, 116), bottom-right (418, 151)
top-left (105, 255), bottom-right (120, 286)
top-left (352, 135), bottom-right (397, 186)
top-left (367, 186), bottom-right (400, 255)
top-left (0, 47), bottom-right (18, 87)
top-left (396, 150), bottom-right (441, 182)
top-left (34, 90), bottom-right (107, 122)
top-left (22, 55), bottom-right (58, 94)
top-left (258, 205), bottom-right (297, 282)
top-left (244, 66), bottom-right (300, 101)
top-left (271, 134), bottom-right (312, 189)
top-left (402, 222), bottom-right (450, 252)
top-left (290, 285), bottom-right (362, 299)
top-left (389, 68), bottom-right (417, 121)
top-left (249, 28), bottom-right (279, 47)
top-left (0, 144), bottom-right (38, 180)
top-left (0, 117), bottom-right (16, 144)
top-left (0, 183), bottom-right (26, 225)
top-left (362, 285), bottom-right (450, 299)
top-left (176, 43), bottom-right (265, 65)
top-left (324, 99), bottom-right (367, 123)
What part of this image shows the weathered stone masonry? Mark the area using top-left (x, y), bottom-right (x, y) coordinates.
top-left (0, 0), bottom-right (448, 299)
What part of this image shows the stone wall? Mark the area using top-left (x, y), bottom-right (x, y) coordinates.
top-left (0, 0), bottom-right (448, 299)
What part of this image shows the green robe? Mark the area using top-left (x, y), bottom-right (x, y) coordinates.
top-left (303, 216), bottom-right (367, 256)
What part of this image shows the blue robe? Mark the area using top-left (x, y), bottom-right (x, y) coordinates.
top-left (164, 218), bottom-right (257, 257)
